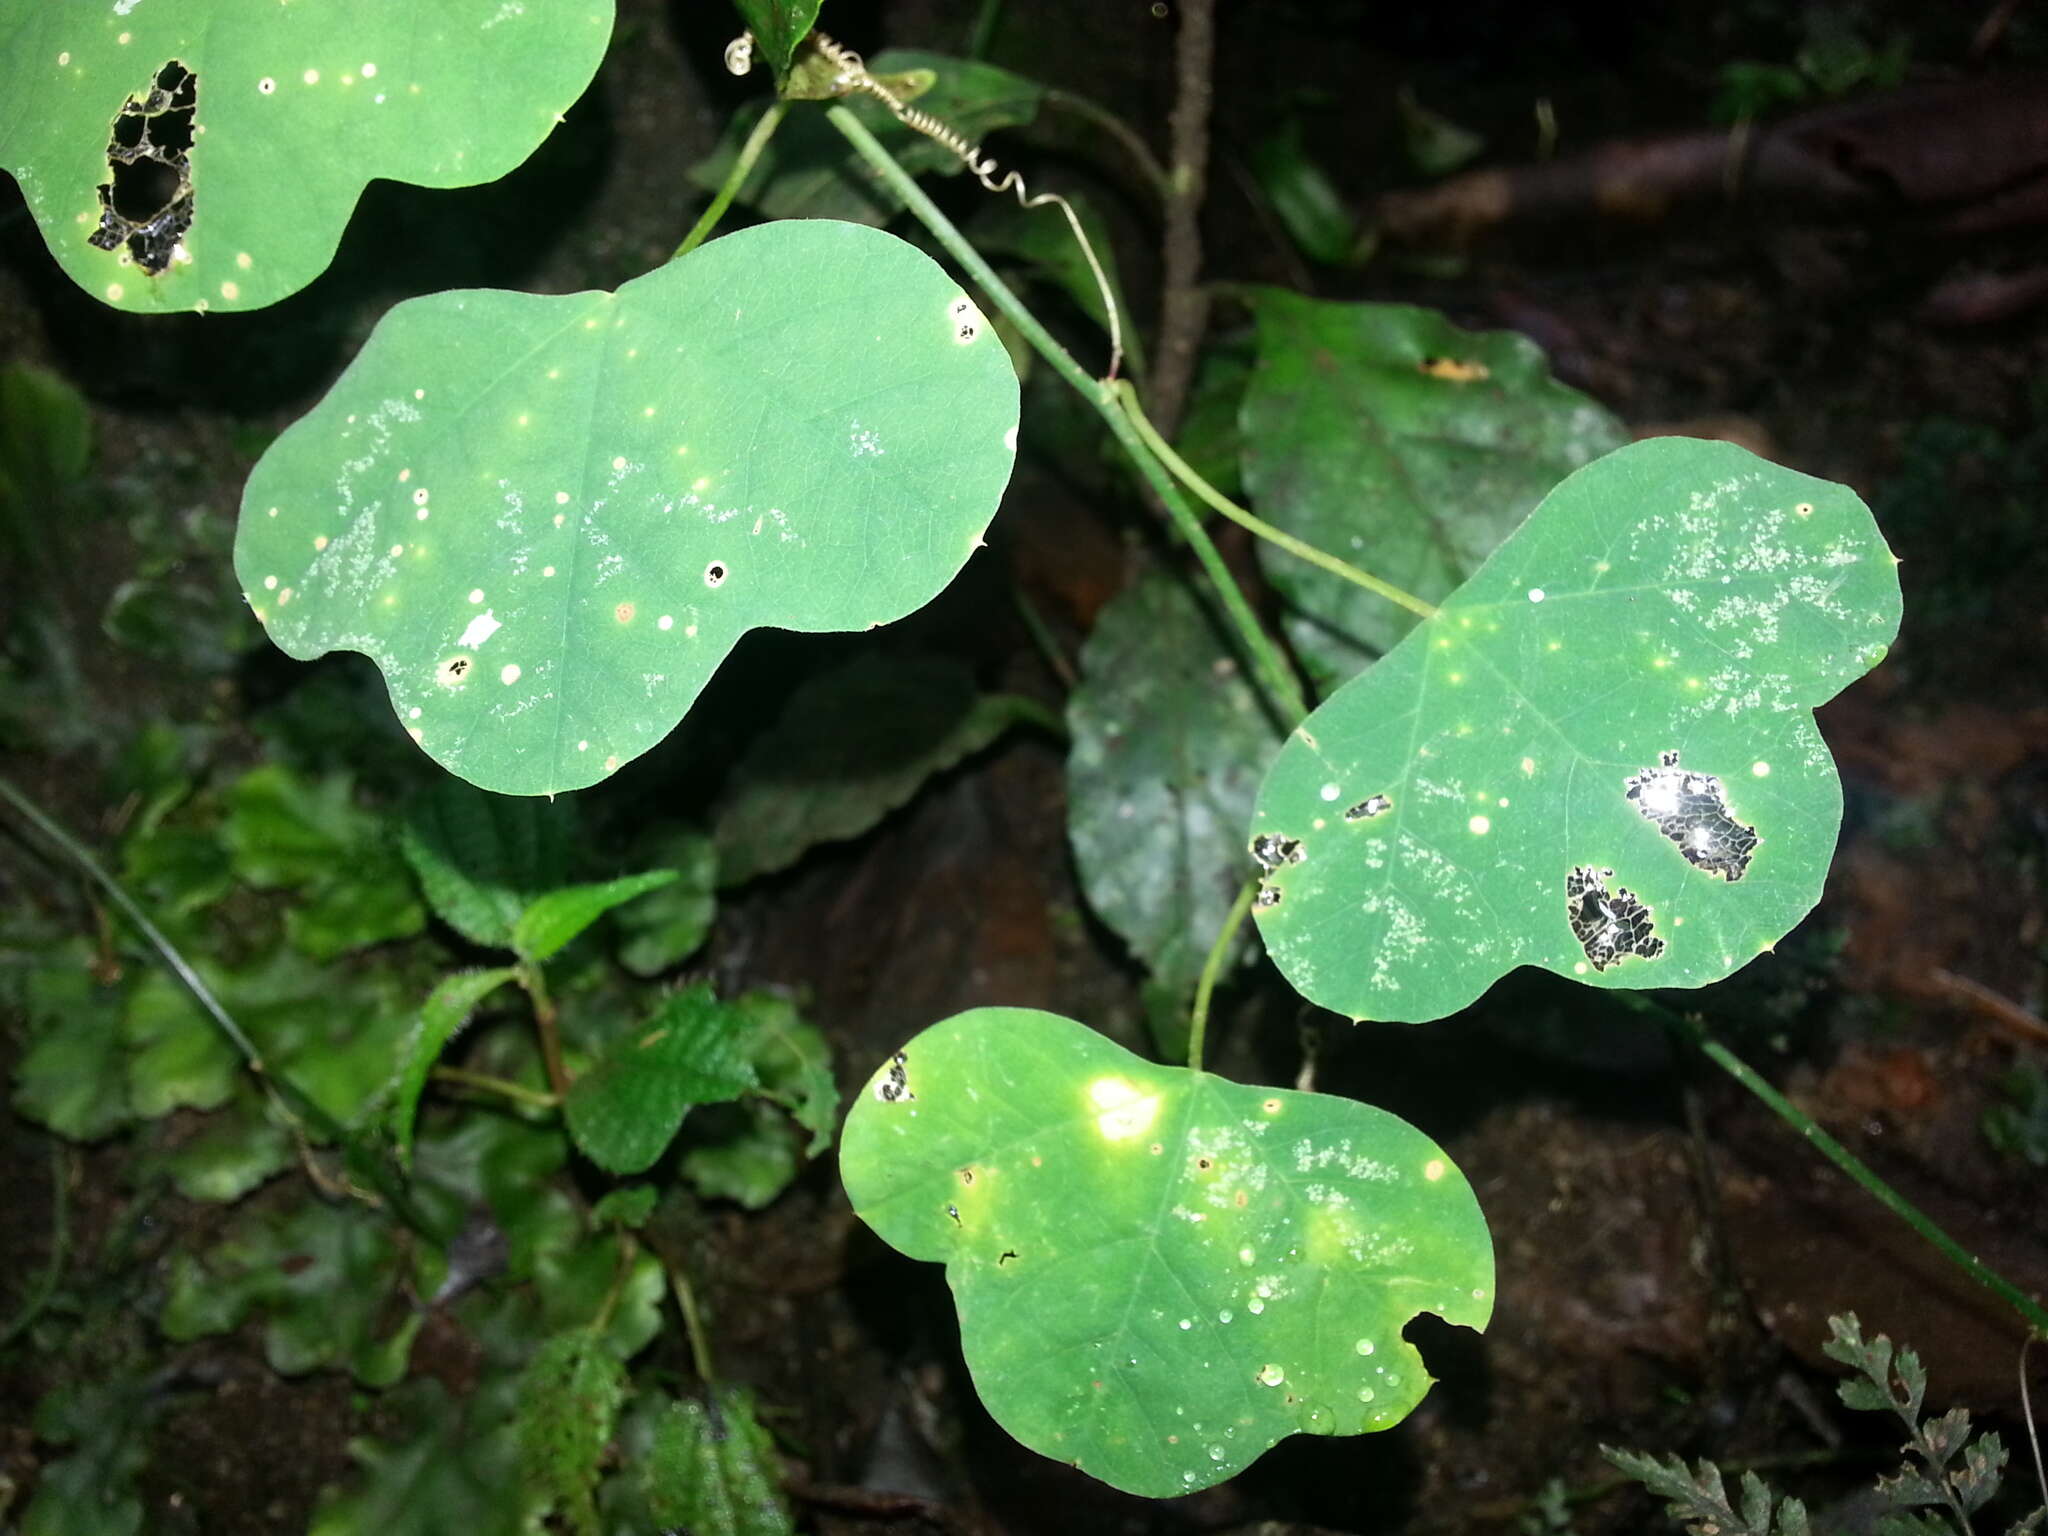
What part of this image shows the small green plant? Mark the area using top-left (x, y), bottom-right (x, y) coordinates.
top-left (1608, 1313), bottom-right (2046, 1536)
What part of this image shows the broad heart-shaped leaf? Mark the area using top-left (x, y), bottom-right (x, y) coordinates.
top-left (1066, 574), bottom-right (1276, 1012)
top-left (0, 0), bottom-right (612, 313)
top-left (1250, 436), bottom-right (1902, 1024)
top-left (1239, 290), bottom-right (1625, 691)
top-left (562, 984), bottom-right (758, 1174)
top-left (841, 1009), bottom-right (1493, 1498)
top-left (236, 219), bottom-right (1019, 796)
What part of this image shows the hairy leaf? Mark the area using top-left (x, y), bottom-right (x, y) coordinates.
top-left (1251, 437), bottom-right (1901, 1022)
top-left (400, 780), bottom-right (573, 948)
top-left (615, 828), bottom-right (717, 976)
top-left (512, 869), bottom-right (677, 964)
top-left (389, 966), bottom-right (520, 1168)
top-left (563, 985), bottom-right (757, 1175)
top-left (236, 221), bottom-right (1018, 795)
top-left (516, 1329), bottom-right (626, 1536)
top-left (640, 1387), bottom-right (794, 1536)
top-left (842, 1008), bottom-right (1493, 1497)
top-left (0, 1), bottom-right (613, 311)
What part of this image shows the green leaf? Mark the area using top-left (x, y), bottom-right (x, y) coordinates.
top-left (1397, 86), bottom-right (1486, 178)
top-left (681, 1102), bottom-right (802, 1210)
top-left (1250, 436), bottom-right (1902, 1023)
top-left (222, 764), bottom-right (423, 957)
top-left (590, 1184), bottom-right (658, 1229)
top-left (0, 2), bottom-right (614, 313)
top-left (401, 780), bottom-right (573, 948)
top-left (11, 954), bottom-right (133, 1140)
top-left (121, 969), bottom-right (238, 1116)
top-left (714, 652), bottom-right (1035, 886)
top-left (674, 988), bottom-right (838, 1201)
top-left (563, 984), bottom-right (758, 1175)
top-left (0, 363), bottom-right (92, 513)
top-left (736, 990), bottom-right (837, 1157)
top-left (21, 1377), bottom-right (153, 1536)
top-left (389, 966), bottom-right (521, 1168)
top-left (516, 1328), bottom-right (627, 1536)
top-left (615, 828), bottom-right (718, 976)
top-left (696, 51), bottom-right (1044, 225)
top-left (1238, 290), bottom-right (1626, 690)
top-left (155, 1098), bottom-right (294, 1202)
top-left (159, 1194), bottom-right (428, 1385)
top-left (310, 1379), bottom-right (529, 1536)
top-left (1247, 122), bottom-right (1358, 267)
top-left (1067, 574), bottom-right (1275, 1012)
top-left (512, 869), bottom-right (677, 964)
top-left (640, 1386), bottom-right (794, 1536)
top-left (235, 220), bottom-right (1019, 797)
top-left (841, 1008), bottom-right (1493, 1498)
top-left (728, 0), bottom-right (823, 86)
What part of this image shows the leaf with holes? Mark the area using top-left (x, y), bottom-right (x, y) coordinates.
top-left (235, 220), bottom-right (1018, 796)
top-left (0, 0), bottom-right (613, 313)
top-left (840, 1008), bottom-right (1493, 1498)
top-left (1239, 291), bottom-right (1625, 691)
top-left (1249, 436), bottom-right (1901, 1024)
top-left (1066, 574), bottom-right (1276, 1014)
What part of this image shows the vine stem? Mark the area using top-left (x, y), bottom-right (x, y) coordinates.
top-left (672, 100), bottom-right (788, 261)
top-left (825, 105), bottom-right (1308, 727)
top-left (1656, 1004), bottom-right (2048, 1339)
top-left (1112, 381), bottom-right (1439, 621)
top-left (0, 774), bottom-right (442, 1239)
top-left (1187, 881), bottom-right (1257, 1074)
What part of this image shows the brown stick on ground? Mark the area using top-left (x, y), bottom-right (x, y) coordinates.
top-left (1148, 0), bottom-right (1216, 438)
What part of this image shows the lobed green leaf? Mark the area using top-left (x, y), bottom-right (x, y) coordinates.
top-left (562, 984), bottom-right (758, 1175)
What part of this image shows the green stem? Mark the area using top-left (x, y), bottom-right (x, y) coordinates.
top-left (1658, 1005), bottom-right (2048, 1339)
top-left (430, 1064), bottom-right (559, 1111)
top-left (826, 106), bottom-right (1309, 727)
top-left (1113, 381), bottom-right (1439, 622)
top-left (0, 774), bottom-right (442, 1239)
top-left (672, 100), bottom-right (787, 261)
top-left (666, 1256), bottom-right (718, 1383)
top-left (1187, 881), bottom-right (1257, 1074)
top-left (966, 0), bottom-right (1004, 59)
top-left (1011, 584), bottom-right (1077, 690)
top-left (0, 1142), bottom-right (68, 1350)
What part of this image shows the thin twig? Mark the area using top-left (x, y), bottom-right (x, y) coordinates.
top-left (1113, 382), bottom-right (1440, 621)
top-left (1188, 881), bottom-right (1257, 1074)
top-left (1010, 585), bottom-right (1078, 690)
top-left (673, 100), bottom-right (788, 261)
top-left (1148, 0), bottom-right (1217, 438)
top-left (1928, 967), bottom-right (2048, 1046)
top-left (826, 106), bottom-right (1308, 727)
top-left (1042, 89), bottom-right (1171, 199)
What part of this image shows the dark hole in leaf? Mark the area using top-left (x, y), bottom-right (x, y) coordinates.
top-left (88, 59), bottom-right (197, 278)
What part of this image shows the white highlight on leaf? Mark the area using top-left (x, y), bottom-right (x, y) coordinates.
top-left (457, 612), bottom-right (501, 648)
top-left (1527, 587), bottom-right (1545, 602)
top-left (467, 588), bottom-right (484, 603)
top-left (499, 664), bottom-right (520, 685)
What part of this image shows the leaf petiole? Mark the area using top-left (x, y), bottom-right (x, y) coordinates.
top-left (672, 100), bottom-right (788, 261)
top-left (1187, 879), bottom-right (1257, 1074)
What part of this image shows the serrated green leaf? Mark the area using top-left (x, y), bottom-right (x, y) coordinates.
top-left (591, 1184), bottom-right (657, 1229)
top-left (841, 1008), bottom-right (1492, 1497)
top-left (728, 0), bottom-right (823, 86)
top-left (736, 990), bottom-right (837, 1157)
top-left (516, 1328), bottom-right (626, 1536)
top-left (1955, 1431), bottom-right (2008, 1513)
top-left (563, 985), bottom-right (757, 1175)
top-left (389, 966), bottom-right (520, 1168)
top-left (222, 764), bottom-right (422, 957)
top-left (1251, 436), bottom-right (1902, 1023)
top-left (1067, 573), bottom-right (1274, 1012)
top-left (512, 869), bottom-right (677, 964)
top-left (681, 1101), bottom-right (802, 1210)
top-left (640, 1386), bottom-right (793, 1536)
top-left (160, 1194), bottom-right (429, 1385)
top-left (1239, 290), bottom-right (1626, 690)
top-left (121, 967), bottom-right (239, 1116)
top-left (0, 1), bottom-right (614, 312)
top-left (400, 780), bottom-right (572, 948)
top-left (10, 953), bottom-right (133, 1140)
top-left (235, 220), bottom-right (1018, 797)
top-left (20, 1377), bottom-right (152, 1536)
top-left (155, 1097), bottom-right (294, 1202)
top-left (616, 826), bottom-right (717, 976)
top-left (713, 653), bottom-right (1035, 886)
top-left (309, 1378), bottom-right (530, 1536)
top-left (696, 51), bottom-right (1044, 225)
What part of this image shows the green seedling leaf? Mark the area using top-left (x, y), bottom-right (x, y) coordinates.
top-left (1250, 437), bottom-right (1902, 1023)
top-left (0, 363), bottom-right (92, 514)
top-left (681, 1102), bottom-right (803, 1209)
top-left (0, 1), bottom-right (613, 313)
top-left (713, 653), bottom-right (1037, 887)
top-left (236, 220), bottom-right (1018, 797)
top-left (615, 828), bottom-right (717, 976)
top-left (1067, 574), bottom-right (1274, 1016)
top-left (1397, 85), bottom-right (1486, 178)
top-left (841, 1008), bottom-right (1493, 1497)
top-left (678, 993), bottom-right (834, 1206)
top-left (11, 951), bottom-right (132, 1140)
top-left (310, 1379), bottom-right (529, 1536)
top-left (122, 968), bottom-right (239, 1115)
top-left (512, 869), bottom-right (677, 964)
top-left (591, 1184), bottom-right (658, 1229)
top-left (390, 966), bottom-right (520, 1168)
top-left (563, 984), bottom-right (758, 1174)
top-left (223, 764), bottom-right (423, 957)
top-left (695, 51), bottom-right (1044, 225)
top-left (738, 990), bottom-right (837, 1156)
top-left (728, 0), bottom-right (823, 86)
top-left (22, 1376), bottom-right (154, 1536)
top-left (401, 780), bottom-right (572, 948)
top-left (641, 1386), bottom-right (794, 1536)
top-left (160, 1194), bottom-right (430, 1385)
top-left (1239, 290), bottom-right (1625, 690)
top-left (1247, 121), bottom-right (1358, 267)
top-left (155, 1099), bottom-right (294, 1202)
top-left (516, 1328), bottom-right (627, 1536)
